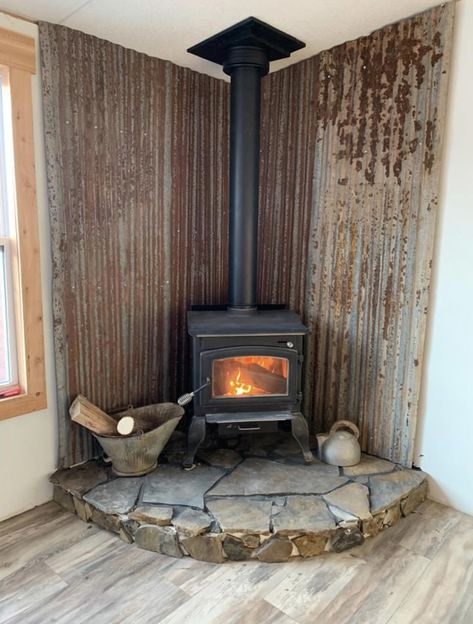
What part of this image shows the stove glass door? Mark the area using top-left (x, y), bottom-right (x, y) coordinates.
top-left (212, 355), bottom-right (289, 398)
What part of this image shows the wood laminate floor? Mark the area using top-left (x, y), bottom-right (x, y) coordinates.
top-left (0, 499), bottom-right (472, 624)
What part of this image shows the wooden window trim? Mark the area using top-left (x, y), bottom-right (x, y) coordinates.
top-left (0, 27), bottom-right (35, 74)
top-left (0, 29), bottom-right (46, 420)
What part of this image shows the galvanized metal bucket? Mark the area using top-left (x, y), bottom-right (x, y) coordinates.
top-left (93, 402), bottom-right (184, 477)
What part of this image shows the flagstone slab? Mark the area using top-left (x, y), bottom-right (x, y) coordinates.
top-left (129, 505), bottom-right (173, 526)
top-left (207, 458), bottom-right (348, 497)
top-left (172, 508), bottom-right (212, 537)
top-left (272, 496), bottom-right (335, 534)
top-left (50, 461), bottom-right (109, 497)
top-left (142, 465), bottom-right (225, 509)
top-left (343, 454), bottom-right (395, 477)
top-left (207, 497), bottom-right (272, 533)
top-left (323, 482), bottom-right (372, 520)
top-left (83, 477), bottom-right (142, 514)
top-left (369, 470), bottom-right (427, 514)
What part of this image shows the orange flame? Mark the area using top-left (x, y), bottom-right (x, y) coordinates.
top-left (228, 369), bottom-right (253, 396)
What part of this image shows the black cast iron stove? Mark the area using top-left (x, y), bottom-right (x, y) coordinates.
top-left (183, 18), bottom-right (314, 467)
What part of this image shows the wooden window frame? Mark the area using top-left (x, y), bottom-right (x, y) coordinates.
top-left (0, 26), bottom-right (46, 420)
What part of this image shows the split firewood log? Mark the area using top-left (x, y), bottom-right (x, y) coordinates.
top-left (69, 394), bottom-right (118, 436)
top-left (117, 416), bottom-right (135, 436)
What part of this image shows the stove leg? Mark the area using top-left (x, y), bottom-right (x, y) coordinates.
top-left (183, 416), bottom-right (206, 469)
top-left (291, 412), bottom-right (315, 464)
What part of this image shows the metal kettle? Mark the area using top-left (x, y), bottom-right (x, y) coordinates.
top-left (321, 420), bottom-right (361, 467)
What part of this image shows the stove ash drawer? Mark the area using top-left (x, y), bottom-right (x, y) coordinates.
top-left (218, 420), bottom-right (279, 437)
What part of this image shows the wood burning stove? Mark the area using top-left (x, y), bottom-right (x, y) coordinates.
top-left (183, 306), bottom-right (313, 467)
top-left (183, 18), bottom-right (314, 467)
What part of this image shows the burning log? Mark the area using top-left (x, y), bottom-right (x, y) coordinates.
top-left (239, 363), bottom-right (287, 395)
top-left (69, 394), bottom-right (118, 436)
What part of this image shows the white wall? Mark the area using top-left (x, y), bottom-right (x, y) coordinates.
top-left (0, 13), bottom-right (58, 521)
top-left (415, 0), bottom-right (473, 516)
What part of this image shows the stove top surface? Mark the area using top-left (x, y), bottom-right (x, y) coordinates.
top-left (188, 307), bottom-right (308, 337)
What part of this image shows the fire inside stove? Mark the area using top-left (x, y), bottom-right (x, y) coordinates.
top-left (212, 356), bottom-right (289, 398)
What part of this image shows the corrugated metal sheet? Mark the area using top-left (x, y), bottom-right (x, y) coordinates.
top-left (259, 3), bottom-right (454, 464)
top-left (40, 3), bottom-right (453, 467)
top-left (40, 23), bottom-right (228, 465)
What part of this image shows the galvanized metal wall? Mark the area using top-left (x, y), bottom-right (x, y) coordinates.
top-left (259, 3), bottom-right (454, 464)
top-left (40, 23), bottom-right (229, 465)
top-left (40, 3), bottom-right (453, 467)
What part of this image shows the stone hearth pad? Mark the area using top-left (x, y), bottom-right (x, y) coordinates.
top-left (207, 458), bottom-right (347, 497)
top-left (50, 432), bottom-right (428, 564)
top-left (83, 477), bottom-right (142, 514)
top-left (142, 465), bottom-right (225, 509)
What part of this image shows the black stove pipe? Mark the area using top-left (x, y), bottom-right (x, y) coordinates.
top-left (224, 47), bottom-right (269, 310)
top-left (187, 18), bottom-right (305, 312)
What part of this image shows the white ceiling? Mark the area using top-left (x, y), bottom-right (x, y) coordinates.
top-left (3, 0), bottom-right (444, 79)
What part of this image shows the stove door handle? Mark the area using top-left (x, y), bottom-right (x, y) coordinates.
top-left (177, 378), bottom-right (210, 406)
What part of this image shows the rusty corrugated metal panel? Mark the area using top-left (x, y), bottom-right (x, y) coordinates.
top-left (259, 3), bottom-right (454, 465)
top-left (169, 64), bottom-right (229, 402)
top-left (41, 3), bottom-right (452, 468)
top-left (40, 23), bottom-right (228, 466)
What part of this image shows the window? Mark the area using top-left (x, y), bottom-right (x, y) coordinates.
top-left (0, 67), bottom-right (19, 395)
top-left (0, 26), bottom-right (46, 420)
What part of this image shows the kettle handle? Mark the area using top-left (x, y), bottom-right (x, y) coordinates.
top-left (329, 419), bottom-right (360, 439)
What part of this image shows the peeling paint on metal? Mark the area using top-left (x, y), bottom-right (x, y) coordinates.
top-left (259, 3), bottom-right (454, 465)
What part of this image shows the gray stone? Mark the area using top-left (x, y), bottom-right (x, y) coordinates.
top-left (53, 485), bottom-right (75, 514)
top-left (142, 465), bottom-right (224, 509)
top-left (382, 503), bottom-right (401, 527)
top-left (50, 462), bottom-right (109, 497)
top-left (135, 524), bottom-right (183, 558)
top-left (229, 533), bottom-right (260, 548)
top-left (207, 458), bottom-right (348, 497)
top-left (181, 535), bottom-right (225, 563)
top-left (207, 497), bottom-right (272, 533)
top-left (362, 514), bottom-right (385, 537)
top-left (293, 532), bottom-right (329, 557)
top-left (343, 454), bottom-right (395, 477)
top-left (197, 449), bottom-right (243, 470)
top-left (89, 506), bottom-right (122, 533)
top-left (323, 482), bottom-right (372, 520)
top-left (353, 475), bottom-right (370, 484)
top-left (83, 477), bottom-right (142, 514)
top-left (223, 535), bottom-right (255, 561)
top-left (118, 526), bottom-right (134, 543)
top-left (257, 537), bottom-right (293, 563)
top-left (401, 479), bottom-right (428, 516)
top-left (129, 505), bottom-right (173, 526)
top-left (272, 496), bottom-right (335, 535)
top-left (369, 470), bottom-right (427, 514)
top-left (330, 527), bottom-right (364, 552)
top-left (123, 518), bottom-right (140, 536)
top-left (328, 505), bottom-right (359, 527)
top-left (73, 496), bottom-right (91, 522)
top-left (172, 508), bottom-right (212, 537)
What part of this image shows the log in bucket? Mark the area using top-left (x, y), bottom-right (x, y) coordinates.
top-left (93, 402), bottom-right (184, 476)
